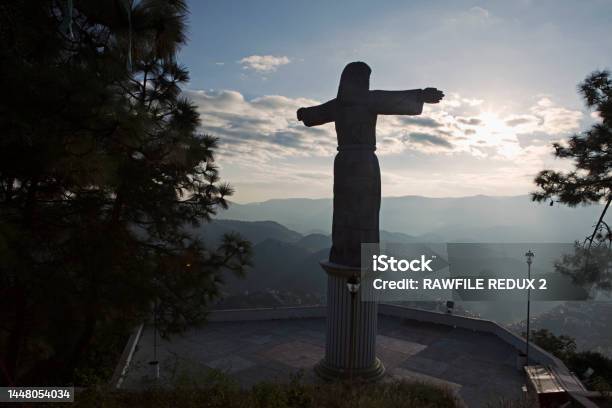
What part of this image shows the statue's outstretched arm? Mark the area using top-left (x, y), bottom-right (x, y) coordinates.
top-left (369, 88), bottom-right (444, 115)
top-left (297, 99), bottom-right (337, 127)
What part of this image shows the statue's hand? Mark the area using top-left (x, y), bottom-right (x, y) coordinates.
top-left (422, 88), bottom-right (444, 104)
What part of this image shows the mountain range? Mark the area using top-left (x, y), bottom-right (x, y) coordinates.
top-left (219, 194), bottom-right (605, 243)
top-left (191, 218), bottom-right (426, 296)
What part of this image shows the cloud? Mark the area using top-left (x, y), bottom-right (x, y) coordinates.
top-left (468, 6), bottom-right (490, 20)
top-left (458, 117), bottom-right (482, 126)
top-left (445, 6), bottom-right (500, 28)
top-left (238, 55), bottom-right (291, 73)
top-left (399, 117), bottom-right (443, 128)
top-left (461, 98), bottom-right (484, 107)
top-left (530, 97), bottom-right (583, 134)
top-left (185, 88), bottom-right (584, 187)
top-left (406, 132), bottom-right (452, 148)
top-left (505, 116), bottom-right (534, 127)
top-left (186, 90), bottom-right (335, 164)
top-left (198, 89), bottom-right (582, 159)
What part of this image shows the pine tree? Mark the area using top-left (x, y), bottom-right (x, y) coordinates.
top-left (0, 0), bottom-right (251, 384)
top-left (532, 70), bottom-right (612, 291)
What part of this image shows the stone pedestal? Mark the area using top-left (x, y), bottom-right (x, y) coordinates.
top-left (314, 260), bottom-right (385, 381)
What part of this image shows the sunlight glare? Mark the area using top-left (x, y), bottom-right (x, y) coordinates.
top-left (470, 111), bottom-right (522, 158)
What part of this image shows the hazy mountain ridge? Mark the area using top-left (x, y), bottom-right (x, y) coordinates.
top-left (194, 220), bottom-right (434, 296)
top-left (221, 195), bottom-right (605, 242)
top-left (201, 195), bottom-right (607, 299)
top-left (190, 219), bottom-right (302, 246)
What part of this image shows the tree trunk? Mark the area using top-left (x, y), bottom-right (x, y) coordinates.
top-left (587, 196), bottom-right (612, 248)
top-left (4, 175), bottom-right (41, 384)
top-left (4, 288), bottom-right (26, 385)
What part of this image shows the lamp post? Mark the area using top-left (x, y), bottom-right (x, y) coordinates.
top-left (525, 250), bottom-right (534, 366)
top-left (346, 275), bottom-right (360, 382)
top-left (150, 299), bottom-right (160, 381)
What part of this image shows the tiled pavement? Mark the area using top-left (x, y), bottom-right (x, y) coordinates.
top-left (123, 315), bottom-right (526, 407)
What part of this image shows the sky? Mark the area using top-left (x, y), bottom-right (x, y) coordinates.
top-left (179, 0), bottom-right (612, 203)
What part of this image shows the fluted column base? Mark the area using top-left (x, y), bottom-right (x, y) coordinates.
top-left (315, 260), bottom-right (385, 382)
top-left (315, 357), bottom-right (385, 382)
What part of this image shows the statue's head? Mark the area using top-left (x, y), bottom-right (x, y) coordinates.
top-left (337, 61), bottom-right (371, 104)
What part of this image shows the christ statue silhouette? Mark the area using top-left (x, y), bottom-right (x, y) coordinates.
top-left (297, 61), bottom-right (444, 267)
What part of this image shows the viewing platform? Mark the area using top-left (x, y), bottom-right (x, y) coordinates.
top-left (113, 304), bottom-right (589, 407)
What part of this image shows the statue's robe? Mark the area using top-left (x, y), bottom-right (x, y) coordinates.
top-left (299, 90), bottom-right (424, 267)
